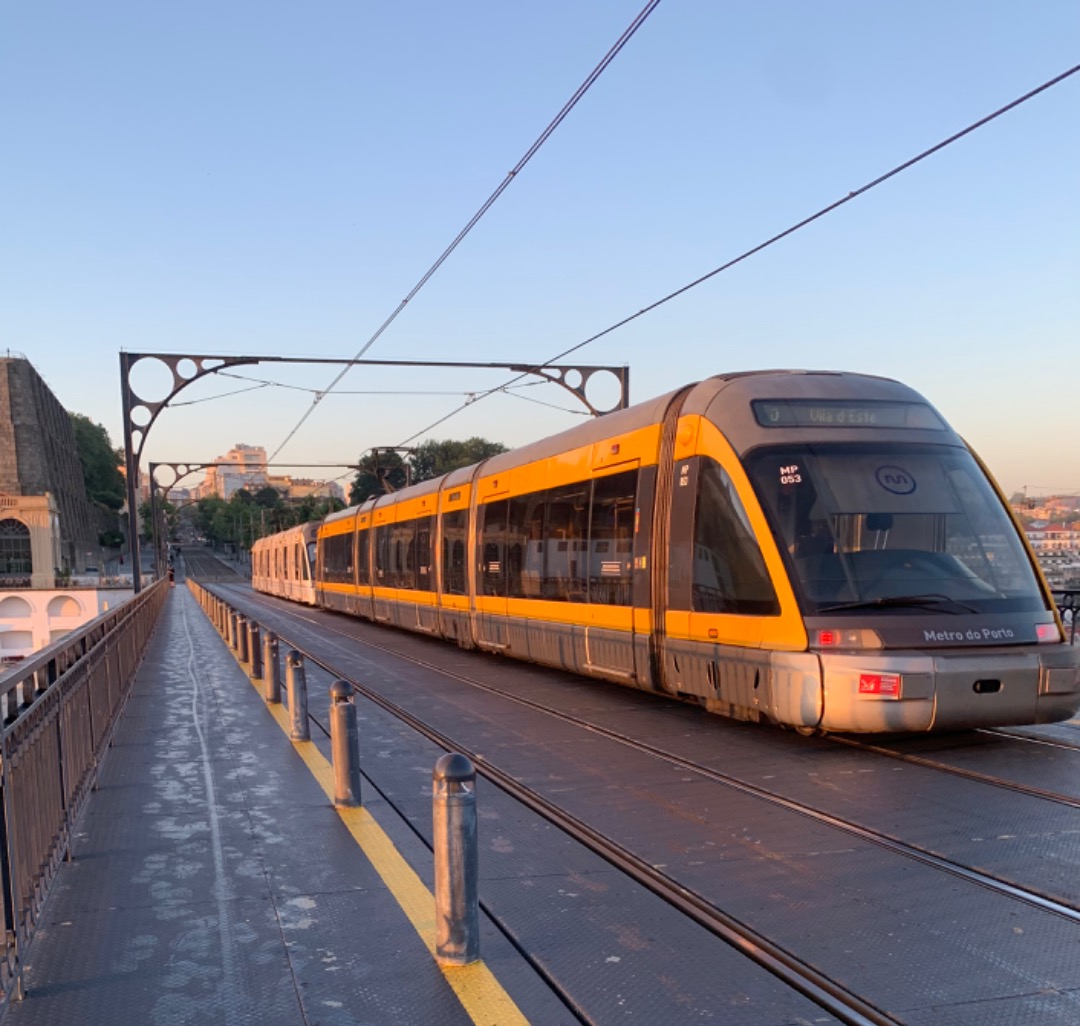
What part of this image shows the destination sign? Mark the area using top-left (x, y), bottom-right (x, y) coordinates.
top-left (752, 399), bottom-right (945, 430)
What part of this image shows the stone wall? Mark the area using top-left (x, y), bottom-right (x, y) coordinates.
top-left (0, 358), bottom-right (108, 571)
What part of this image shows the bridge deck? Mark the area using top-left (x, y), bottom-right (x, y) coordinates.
top-left (4, 585), bottom-right (564, 1025)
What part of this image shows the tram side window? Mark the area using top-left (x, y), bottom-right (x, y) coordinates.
top-left (322, 533), bottom-right (353, 584)
top-left (479, 500), bottom-right (508, 597)
top-left (375, 524), bottom-right (392, 586)
top-left (356, 528), bottom-right (370, 586)
top-left (390, 520), bottom-right (416, 590)
top-left (415, 516), bottom-right (434, 592)
top-left (693, 459), bottom-right (779, 615)
top-left (441, 510), bottom-right (468, 595)
top-left (589, 470), bottom-right (636, 606)
top-left (507, 493), bottom-right (545, 599)
top-left (543, 484), bottom-right (589, 602)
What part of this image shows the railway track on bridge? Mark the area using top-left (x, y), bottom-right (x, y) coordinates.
top-left (196, 577), bottom-right (1080, 1026)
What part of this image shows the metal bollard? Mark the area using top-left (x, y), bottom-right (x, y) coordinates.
top-left (285, 650), bottom-right (310, 741)
top-left (329, 681), bottom-right (361, 807)
top-left (237, 616), bottom-right (249, 664)
top-left (229, 611), bottom-right (238, 650)
top-left (249, 622), bottom-right (263, 680)
top-left (433, 753), bottom-right (479, 965)
top-left (263, 632), bottom-right (281, 703)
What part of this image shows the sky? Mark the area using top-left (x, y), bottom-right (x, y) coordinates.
top-left (2, 1), bottom-right (1077, 499)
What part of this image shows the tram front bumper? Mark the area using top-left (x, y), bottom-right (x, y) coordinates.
top-left (810, 645), bottom-right (1080, 733)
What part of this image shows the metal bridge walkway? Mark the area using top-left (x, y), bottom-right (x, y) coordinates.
top-left (3, 585), bottom-right (565, 1026)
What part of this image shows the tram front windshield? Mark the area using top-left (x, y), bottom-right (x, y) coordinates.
top-left (745, 444), bottom-right (1047, 616)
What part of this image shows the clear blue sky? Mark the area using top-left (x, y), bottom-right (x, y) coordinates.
top-left (2, 1), bottom-right (1077, 498)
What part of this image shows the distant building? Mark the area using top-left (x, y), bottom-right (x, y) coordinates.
top-left (192, 451), bottom-right (344, 504)
top-left (194, 444), bottom-right (269, 499)
top-left (0, 354), bottom-right (105, 572)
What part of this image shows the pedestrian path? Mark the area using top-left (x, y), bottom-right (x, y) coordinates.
top-left (4, 585), bottom-right (565, 1025)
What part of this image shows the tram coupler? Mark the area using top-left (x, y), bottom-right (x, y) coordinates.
top-left (263, 632), bottom-right (281, 703)
top-left (433, 752), bottom-right (479, 966)
top-left (285, 650), bottom-right (310, 741)
top-left (329, 681), bottom-right (361, 807)
top-left (248, 622), bottom-right (262, 681)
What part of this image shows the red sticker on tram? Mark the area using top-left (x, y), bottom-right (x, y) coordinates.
top-left (858, 673), bottom-right (901, 698)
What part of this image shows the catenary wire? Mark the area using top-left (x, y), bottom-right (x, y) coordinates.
top-left (267, 0), bottom-right (664, 463)
top-left (395, 61), bottom-right (1080, 447)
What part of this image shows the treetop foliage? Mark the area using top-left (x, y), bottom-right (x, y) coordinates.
top-left (348, 437), bottom-right (508, 505)
top-left (69, 413), bottom-right (126, 511)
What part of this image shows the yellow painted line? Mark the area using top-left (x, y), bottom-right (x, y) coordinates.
top-left (252, 651), bottom-right (532, 1026)
top-left (184, 585), bottom-right (531, 1023)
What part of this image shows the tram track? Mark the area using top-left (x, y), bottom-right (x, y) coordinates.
top-left (827, 733), bottom-right (1080, 810)
top-left (193, 577), bottom-right (1080, 1023)
top-left (206, 583), bottom-right (904, 1026)
top-left (219, 583), bottom-right (1080, 917)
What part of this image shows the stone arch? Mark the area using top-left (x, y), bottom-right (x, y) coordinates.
top-left (47, 595), bottom-right (83, 618)
top-left (0, 595), bottom-right (32, 619)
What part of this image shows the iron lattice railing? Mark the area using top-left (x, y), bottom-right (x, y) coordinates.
top-left (1052, 590), bottom-right (1080, 644)
top-left (0, 580), bottom-right (167, 1002)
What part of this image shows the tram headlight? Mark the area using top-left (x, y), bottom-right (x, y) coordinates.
top-left (812, 628), bottom-right (884, 651)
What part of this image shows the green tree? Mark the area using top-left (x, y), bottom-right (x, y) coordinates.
top-left (194, 497), bottom-right (230, 544)
top-left (69, 413), bottom-right (126, 510)
top-left (410, 437), bottom-right (507, 482)
top-left (253, 485), bottom-right (283, 509)
top-left (137, 497), bottom-right (176, 542)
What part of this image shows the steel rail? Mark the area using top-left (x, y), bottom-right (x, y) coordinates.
top-left (226, 583), bottom-right (1080, 924)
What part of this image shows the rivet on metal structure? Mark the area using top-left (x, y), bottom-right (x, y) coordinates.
top-left (121, 351), bottom-right (629, 591)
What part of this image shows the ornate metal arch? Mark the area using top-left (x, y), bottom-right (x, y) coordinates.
top-left (121, 351), bottom-right (629, 591)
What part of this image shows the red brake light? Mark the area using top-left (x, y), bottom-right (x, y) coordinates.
top-left (1037, 623), bottom-right (1061, 644)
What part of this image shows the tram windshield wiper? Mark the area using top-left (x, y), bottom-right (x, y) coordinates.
top-left (817, 593), bottom-right (980, 614)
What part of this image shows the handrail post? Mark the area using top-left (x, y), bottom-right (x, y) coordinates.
top-left (249, 622), bottom-right (263, 681)
top-left (236, 616), bottom-right (249, 665)
top-left (285, 651), bottom-right (309, 741)
top-left (263, 632), bottom-right (281, 702)
top-left (329, 681), bottom-right (361, 806)
top-left (433, 753), bottom-right (479, 965)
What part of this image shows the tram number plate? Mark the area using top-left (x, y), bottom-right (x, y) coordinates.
top-left (858, 673), bottom-right (901, 699)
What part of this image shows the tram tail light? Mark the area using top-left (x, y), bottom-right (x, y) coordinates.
top-left (812, 628), bottom-right (883, 650)
top-left (1036, 623), bottom-right (1061, 644)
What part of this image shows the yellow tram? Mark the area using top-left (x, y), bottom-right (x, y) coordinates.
top-left (253, 371), bottom-right (1080, 733)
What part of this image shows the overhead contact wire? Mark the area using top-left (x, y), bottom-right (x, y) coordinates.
top-left (268, 0), bottom-right (664, 463)
top-left (397, 61), bottom-right (1080, 446)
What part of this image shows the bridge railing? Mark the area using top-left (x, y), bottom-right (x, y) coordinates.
top-left (1052, 590), bottom-right (1080, 645)
top-left (0, 579), bottom-right (168, 1002)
